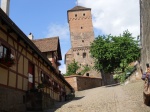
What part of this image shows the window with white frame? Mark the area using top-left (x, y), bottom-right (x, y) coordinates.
top-left (0, 45), bottom-right (10, 58)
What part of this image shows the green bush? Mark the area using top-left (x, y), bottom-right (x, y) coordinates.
top-left (113, 65), bottom-right (136, 83)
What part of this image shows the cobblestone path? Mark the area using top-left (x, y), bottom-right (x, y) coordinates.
top-left (48, 80), bottom-right (150, 112)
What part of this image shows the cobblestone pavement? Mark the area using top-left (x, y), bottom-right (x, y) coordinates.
top-left (47, 80), bottom-right (150, 112)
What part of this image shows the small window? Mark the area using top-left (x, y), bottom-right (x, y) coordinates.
top-left (83, 13), bottom-right (85, 16)
top-left (81, 27), bottom-right (83, 29)
top-left (86, 73), bottom-right (89, 76)
top-left (41, 72), bottom-right (50, 84)
top-left (83, 52), bottom-right (86, 58)
top-left (82, 40), bottom-right (84, 42)
top-left (75, 14), bottom-right (77, 17)
top-left (0, 45), bottom-right (10, 58)
top-left (77, 52), bottom-right (79, 55)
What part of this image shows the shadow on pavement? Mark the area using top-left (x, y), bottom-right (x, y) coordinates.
top-left (105, 83), bottom-right (120, 87)
top-left (45, 96), bottom-right (84, 112)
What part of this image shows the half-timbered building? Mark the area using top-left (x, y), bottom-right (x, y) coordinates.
top-left (0, 7), bottom-right (74, 112)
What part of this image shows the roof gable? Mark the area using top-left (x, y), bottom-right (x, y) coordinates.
top-left (32, 37), bottom-right (62, 60)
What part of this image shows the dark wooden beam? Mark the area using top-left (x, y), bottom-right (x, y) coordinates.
top-left (7, 28), bottom-right (13, 33)
top-left (17, 37), bottom-right (21, 42)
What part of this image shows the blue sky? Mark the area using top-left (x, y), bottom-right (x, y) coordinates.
top-left (7, 0), bottom-right (77, 74)
top-left (0, 0), bottom-right (140, 73)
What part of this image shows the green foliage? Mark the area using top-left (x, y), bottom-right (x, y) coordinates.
top-left (113, 65), bottom-right (136, 83)
top-left (80, 65), bottom-right (91, 75)
top-left (65, 60), bottom-right (80, 76)
top-left (113, 73), bottom-right (126, 83)
top-left (90, 30), bottom-right (140, 74)
top-left (64, 60), bottom-right (91, 76)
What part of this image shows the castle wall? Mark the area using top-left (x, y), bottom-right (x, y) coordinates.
top-left (65, 75), bottom-right (102, 91)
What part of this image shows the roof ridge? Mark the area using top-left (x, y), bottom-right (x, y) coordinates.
top-left (68, 5), bottom-right (91, 11)
top-left (33, 36), bottom-right (59, 41)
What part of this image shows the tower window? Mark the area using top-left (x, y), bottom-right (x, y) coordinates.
top-left (86, 73), bottom-right (89, 76)
top-left (83, 52), bottom-right (86, 58)
top-left (83, 13), bottom-right (85, 16)
top-left (75, 14), bottom-right (77, 17)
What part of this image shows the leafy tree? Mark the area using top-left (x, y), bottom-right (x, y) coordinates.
top-left (80, 65), bottom-right (91, 75)
top-left (90, 30), bottom-right (140, 84)
top-left (65, 60), bottom-right (80, 76)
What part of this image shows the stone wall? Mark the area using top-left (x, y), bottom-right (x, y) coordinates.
top-left (125, 63), bottom-right (142, 84)
top-left (65, 75), bottom-right (102, 91)
top-left (68, 10), bottom-right (94, 48)
top-left (140, 0), bottom-right (150, 71)
top-left (0, 86), bottom-right (26, 112)
top-left (26, 91), bottom-right (54, 111)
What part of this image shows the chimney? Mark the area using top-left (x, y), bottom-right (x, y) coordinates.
top-left (1, 0), bottom-right (10, 16)
top-left (28, 33), bottom-right (34, 40)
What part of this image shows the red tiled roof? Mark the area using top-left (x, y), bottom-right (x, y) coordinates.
top-left (68, 6), bottom-right (91, 12)
top-left (32, 37), bottom-right (62, 60)
top-left (32, 37), bottom-right (58, 52)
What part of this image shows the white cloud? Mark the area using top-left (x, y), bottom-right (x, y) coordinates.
top-left (59, 64), bottom-right (66, 74)
top-left (46, 23), bottom-right (69, 39)
top-left (45, 23), bottom-right (71, 74)
top-left (78, 0), bottom-right (140, 37)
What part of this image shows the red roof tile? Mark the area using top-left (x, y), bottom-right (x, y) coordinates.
top-left (32, 37), bottom-right (62, 60)
top-left (68, 6), bottom-right (91, 12)
top-left (32, 37), bottom-right (58, 52)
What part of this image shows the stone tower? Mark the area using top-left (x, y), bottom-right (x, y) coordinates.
top-left (1, 0), bottom-right (10, 15)
top-left (65, 6), bottom-right (100, 77)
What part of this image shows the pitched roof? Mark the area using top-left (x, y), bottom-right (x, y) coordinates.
top-left (68, 6), bottom-right (91, 12)
top-left (32, 37), bottom-right (62, 60)
top-left (32, 37), bottom-right (58, 52)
